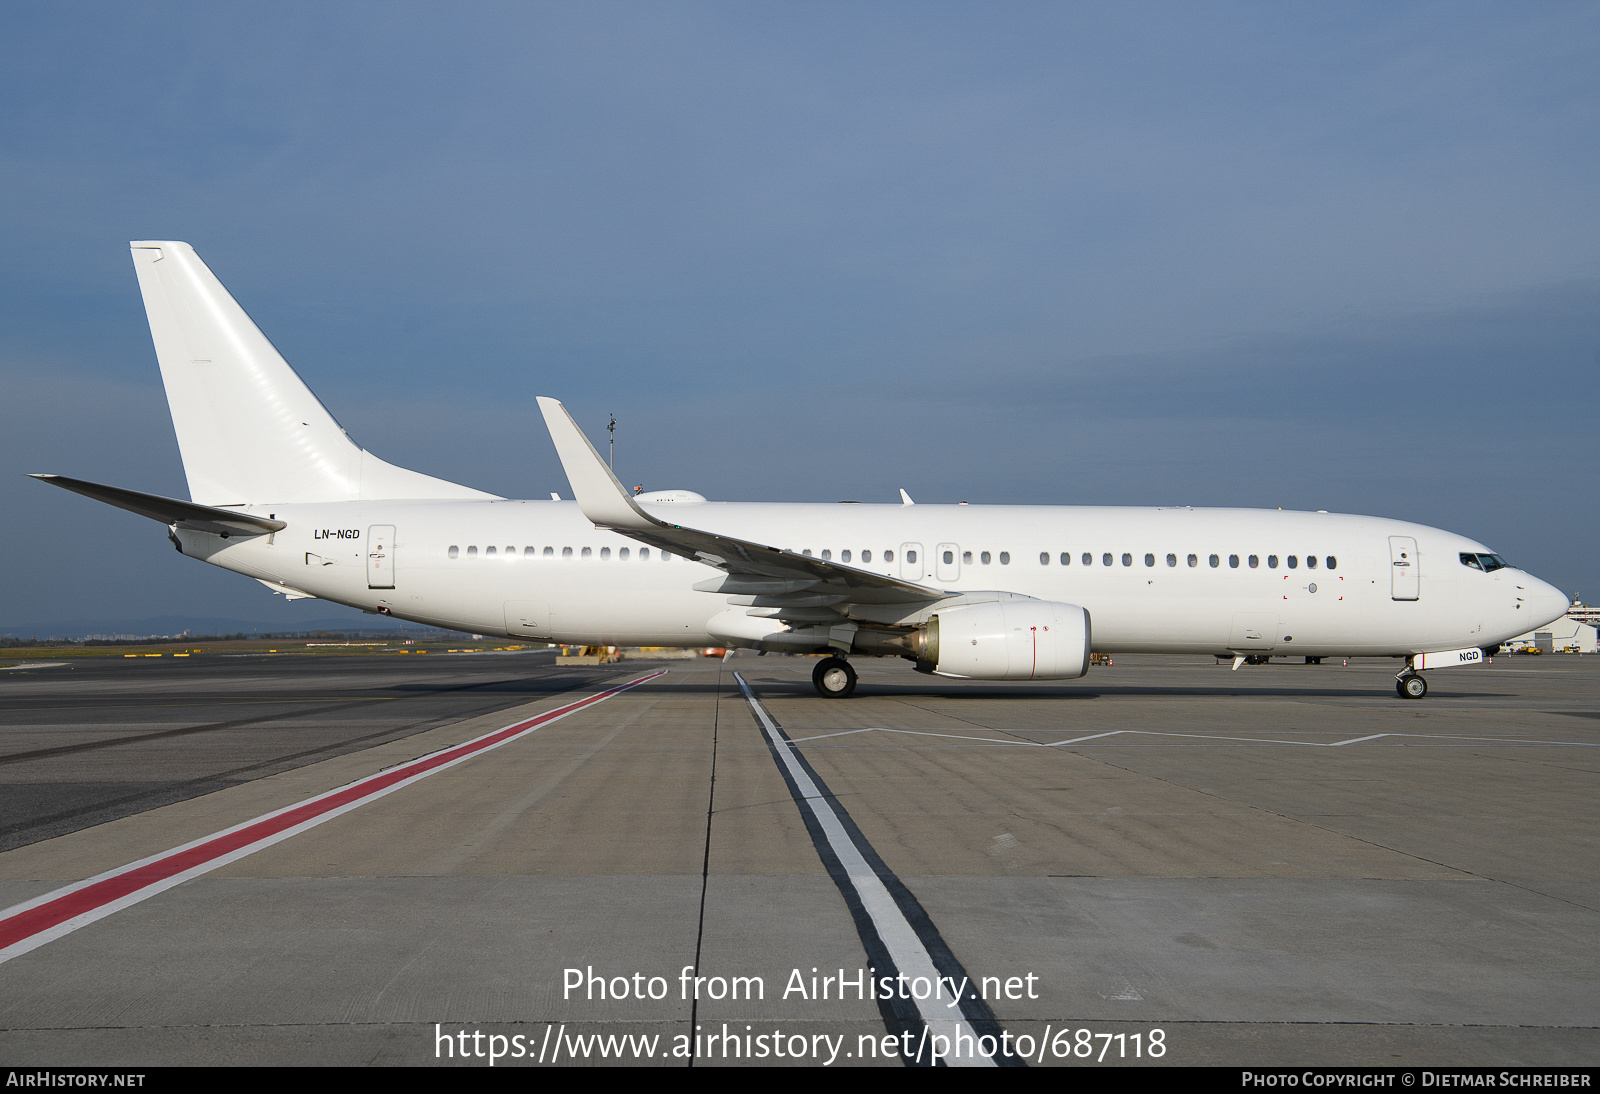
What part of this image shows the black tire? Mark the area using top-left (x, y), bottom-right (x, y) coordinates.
top-left (813, 657), bottom-right (857, 698)
top-left (1397, 673), bottom-right (1428, 700)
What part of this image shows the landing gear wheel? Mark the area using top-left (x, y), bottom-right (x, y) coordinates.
top-left (813, 657), bottom-right (857, 698)
top-left (1396, 673), bottom-right (1428, 700)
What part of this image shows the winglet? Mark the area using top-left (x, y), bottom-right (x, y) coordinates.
top-left (537, 398), bottom-right (659, 532)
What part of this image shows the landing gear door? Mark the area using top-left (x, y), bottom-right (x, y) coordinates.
top-left (367, 525), bottom-right (396, 589)
top-left (1389, 536), bottom-right (1418, 601)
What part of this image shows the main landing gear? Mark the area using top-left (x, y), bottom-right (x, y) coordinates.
top-left (813, 657), bottom-right (857, 698)
top-left (1396, 671), bottom-right (1428, 700)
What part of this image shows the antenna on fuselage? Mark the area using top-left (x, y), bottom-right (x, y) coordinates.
top-left (608, 413), bottom-right (616, 469)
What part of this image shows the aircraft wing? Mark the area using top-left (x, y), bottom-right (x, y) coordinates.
top-left (30, 474), bottom-right (286, 537)
top-left (537, 398), bottom-right (948, 616)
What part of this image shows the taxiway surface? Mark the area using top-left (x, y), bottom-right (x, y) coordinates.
top-left (0, 652), bottom-right (1595, 1066)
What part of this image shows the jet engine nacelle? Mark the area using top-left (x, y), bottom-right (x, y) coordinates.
top-left (921, 600), bottom-right (1091, 680)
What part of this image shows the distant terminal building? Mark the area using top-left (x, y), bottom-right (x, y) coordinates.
top-left (1507, 601), bottom-right (1597, 653)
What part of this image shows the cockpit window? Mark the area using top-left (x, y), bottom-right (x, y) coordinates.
top-left (1462, 552), bottom-right (1509, 572)
top-left (1460, 553), bottom-right (1482, 571)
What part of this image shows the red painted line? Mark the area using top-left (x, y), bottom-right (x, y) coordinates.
top-left (0, 670), bottom-right (665, 958)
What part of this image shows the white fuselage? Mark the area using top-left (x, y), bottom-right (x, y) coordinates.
top-left (176, 499), bottom-right (1569, 658)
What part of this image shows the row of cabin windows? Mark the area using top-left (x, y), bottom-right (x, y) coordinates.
top-left (448, 545), bottom-right (674, 560)
top-left (446, 543), bottom-right (1337, 571)
top-left (802, 549), bottom-right (896, 563)
top-left (1040, 552), bottom-right (1337, 570)
top-left (793, 549), bottom-right (1337, 570)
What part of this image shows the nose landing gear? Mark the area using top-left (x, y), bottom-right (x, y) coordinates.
top-left (1396, 671), bottom-right (1428, 699)
top-left (813, 657), bottom-right (857, 698)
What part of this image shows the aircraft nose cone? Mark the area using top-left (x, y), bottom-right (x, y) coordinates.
top-left (1526, 577), bottom-right (1569, 628)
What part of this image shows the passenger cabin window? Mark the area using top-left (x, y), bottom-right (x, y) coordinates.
top-left (1103, 553), bottom-right (1113, 566)
top-left (822, 550), bottom-right (832, 560)
top-left (842, 550), bottom-right (851, 563)
top-left (1326, 556), bottom-right (1337, 570)
top-left (1249, 554), bottom-right (1259, 568)
top-left (907, 550), bottom-right (918, 564)
top-left (485, 546), bottom-right (496, 557)
top-left (884, 550), bottom-right (894, 562)
top-left (544, 546), bottom-right (554, 557)
top-left (964, 551), bottom-right (973, 564)
top-left (1307, 555), bottom-right (1317, 569)
top-left (1268, 555), bottom-right (1278, 568)
top-left (1121, 553), bottom-right (1131, 566)
top-left (468, 546), bottom-right (478, 558)
top-left (1082, 553), bottom-right (1092, 566)
top-left (620, 548), bottom-right (629, 560)
top-left (1229, 554), bottom-right (1239, 568)
top-left (981, 551), bottom-right (991, 564)
top-left (600, 547), bottom-right (611, 560)
top-left (1187, 554), bottom-right (1197, 567)
top-left (999, 552), bottom-right (1010, 564)
top-left (1038, 552), bottom-right (1048, 565)
top-left (1145, 553), bottom-right (1155, 567)
top-left (1166, 553), bottom-right (1176, 567)
top-left (862, 550), bottom-right (872, 563)
top-left (1209, 554), bottom-right (1219, 568)
top-left (1287, 555), bottom-right (1298, 568)
top-left (581, 547), bottom-right (592, 558)
top-left (1059, 552), bottom-right (1070, 565)
top-left (562, 547), bottom-right (572, 558)
top-left (448, 546), bottom-right (459, 559)
top-left (640, 548), bottom-right (650, 560)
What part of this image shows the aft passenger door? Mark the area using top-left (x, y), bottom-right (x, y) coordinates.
top-left (367, 525), bottom-right (395, 589)
top-left (1389, 536), bottom-right (1419, 601)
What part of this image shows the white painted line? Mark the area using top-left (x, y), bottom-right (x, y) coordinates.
top-left (784, 728), bottom-right (885, 742)
top-left (793, 727), bottom-right (1598, 749)
top-left (0, 670), bottom-right (666, 965)
top-left (734, 673), bottom-right (994, 1068)
top-left (1042, 730), bottom-right (1133, 746)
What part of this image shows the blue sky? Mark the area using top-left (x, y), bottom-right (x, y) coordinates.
top-left (3, 1), bottom-right (1597, 628)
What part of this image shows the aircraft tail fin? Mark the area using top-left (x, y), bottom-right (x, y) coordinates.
top-left (129, 241), bottom-right (497, 505)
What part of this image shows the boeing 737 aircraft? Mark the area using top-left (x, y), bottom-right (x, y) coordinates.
top-left (33, 242), bottom-right (1570, 699)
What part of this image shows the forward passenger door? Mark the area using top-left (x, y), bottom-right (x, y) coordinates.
top-left (1389, 537), bottom-right (1419, 601)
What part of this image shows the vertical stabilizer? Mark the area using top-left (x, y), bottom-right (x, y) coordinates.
top-left (129, 241), bottom-right (497, 505)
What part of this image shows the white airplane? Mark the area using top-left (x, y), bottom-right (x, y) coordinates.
top-left (33, 242), bottom-right (1570, 700)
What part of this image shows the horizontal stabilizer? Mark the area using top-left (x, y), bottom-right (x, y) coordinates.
top-left (30, 474), bottom-right (286, 537)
